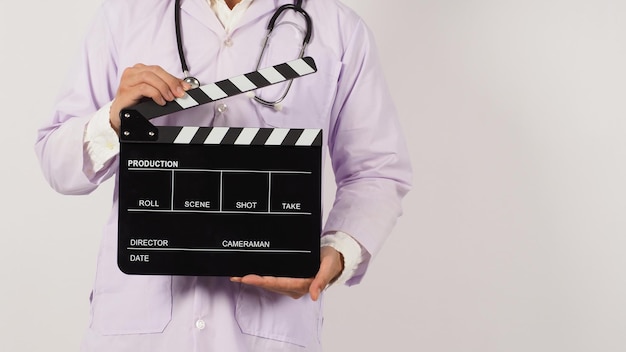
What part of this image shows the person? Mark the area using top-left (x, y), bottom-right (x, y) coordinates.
top-left (34, 0), bottom-right (412, 351)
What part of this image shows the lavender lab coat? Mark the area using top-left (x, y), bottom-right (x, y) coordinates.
top-left (35, 0), bottom-right (411, 351)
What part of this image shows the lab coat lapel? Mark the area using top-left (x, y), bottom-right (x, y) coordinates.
top-left (235, 0), bottom-right (290, 31)
top-left (180, 0), bottom-right (225, 35)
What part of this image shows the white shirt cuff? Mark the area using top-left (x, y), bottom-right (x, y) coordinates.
top-left (83, 101), bottom-right (119, 174)
top-left (321, 231), bottom-right (364, 286)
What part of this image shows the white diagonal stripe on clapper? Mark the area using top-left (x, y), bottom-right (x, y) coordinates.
top-left (235, 128), bottom-right (260, 145)
top-left (295, 129), bottom-right (320, 146)
top-left (287, 59), bottom-right (315, 76)
top-left (204, 127), bottom-right (230, 144)
top-left (200, 83), bottom-right (228, 100)
top-left (174, 126), bottom-right (200, 144)
top-left (229, 75), bottom-right (258, 92)
top-left (258, 67), bottom-right (286, 84)
top-left (265, 128), bottom-right (290, 145)
top-left (175, 94), bottom-right (199, 109)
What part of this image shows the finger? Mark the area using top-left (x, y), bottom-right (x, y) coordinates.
top-left (115, 77), bottom-right (169, 110)
top-left (137, 83), bottom-right (171, 105)
top-left (123, 65), bottom-right (189, 100)
top-left (309, 247), bottom-right (343, 301)
top-left (309, 260), bottom-right (333, 301)
top-left (124, 72), bottom-right (175, 102)
top-left (238, 275), bottom-right (312, 298)
top-left (141, 65), bottom-right (191, 98)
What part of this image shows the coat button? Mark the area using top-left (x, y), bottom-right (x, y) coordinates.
top-left (224, 38), bottom-right (233, 47)
top-left (217, 103), bottom-right (228, 113)
top-left (196, 319), bottom-right (206, 330)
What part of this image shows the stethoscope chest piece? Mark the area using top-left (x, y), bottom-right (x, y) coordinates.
top-left (184, 75), bottom-right (200, 89)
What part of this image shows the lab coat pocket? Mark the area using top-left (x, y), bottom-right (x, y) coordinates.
top-left (235, 284), bottom-right (322, 347)
top-left (255, 59), bottom-right (342, 129)
top-left (90, 276), bottom-right (173, 335)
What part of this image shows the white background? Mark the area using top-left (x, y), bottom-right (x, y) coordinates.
top-left (2, 0), bottom-right (626, 351)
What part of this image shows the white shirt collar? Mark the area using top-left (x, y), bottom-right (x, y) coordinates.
top-left (209, 0), bottom-right (255, 32)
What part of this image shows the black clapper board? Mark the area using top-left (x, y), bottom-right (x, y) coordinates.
top-left (118, 57), bottom-right (321, 277)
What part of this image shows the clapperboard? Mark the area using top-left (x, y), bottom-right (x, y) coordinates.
top-left (118, 57), bottom-right (321, 278)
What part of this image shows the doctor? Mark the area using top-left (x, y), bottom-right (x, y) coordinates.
top-left (35, 0), bottom-right (411, 351)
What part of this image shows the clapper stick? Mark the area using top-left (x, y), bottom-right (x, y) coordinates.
top-left (120, 57), bottom-right (316, 141)
top-left (120, 57), bottom-right (316, 129)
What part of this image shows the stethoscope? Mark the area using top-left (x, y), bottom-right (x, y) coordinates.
top-left (174, 0), bottom-right (313, 109)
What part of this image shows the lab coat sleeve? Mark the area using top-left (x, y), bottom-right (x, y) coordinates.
top-left (324, 19), bottom-right (412, 285)
top-left (34, 6), bottom-right (119, 195)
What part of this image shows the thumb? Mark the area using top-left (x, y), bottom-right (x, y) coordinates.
top-left (309, 248), bottom-right (342, 301)
top-left (309, 271), bottom-right (329, 301)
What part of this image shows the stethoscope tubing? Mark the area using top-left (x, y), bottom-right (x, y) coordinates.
top-left (174, 0), bottom-right (200, 88)
top-left (175, 0), bottom-right (312, 107)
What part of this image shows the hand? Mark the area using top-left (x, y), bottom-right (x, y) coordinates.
top-left (230, 246), bottom-right (344, 301)
top-left (110, 64), bottom-right (191, 133)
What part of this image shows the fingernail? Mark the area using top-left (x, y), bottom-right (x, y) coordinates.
top-left (182, 82), bottom-right (192, 90)
top-left (312, 288), bottom-right (321, 301)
